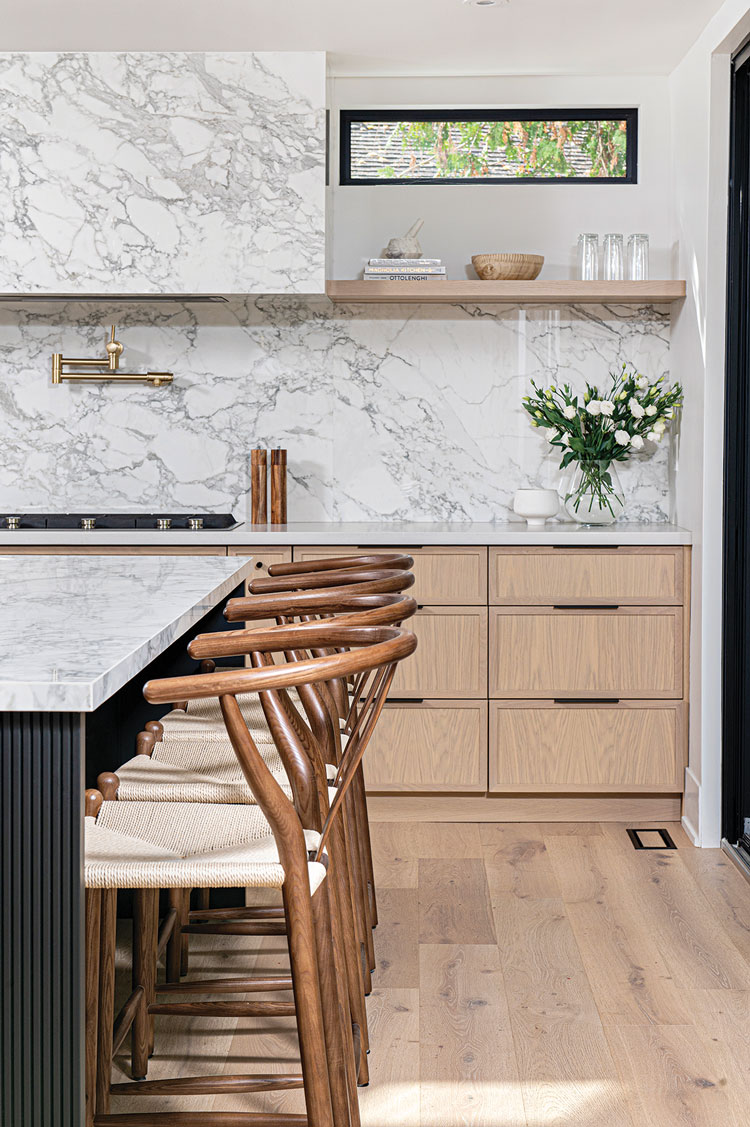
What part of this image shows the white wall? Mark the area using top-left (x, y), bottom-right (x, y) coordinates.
top-left (329, 74), bottom-right (673, 280)
top-left (670, 0), bottom-right (750, 845)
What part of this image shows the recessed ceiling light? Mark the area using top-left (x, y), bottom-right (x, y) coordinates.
top-left (463, 0), bottom-right (509, 7)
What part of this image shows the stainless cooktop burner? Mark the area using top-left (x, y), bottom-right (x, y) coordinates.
top-left (1, 513), bottom-right (243, 531)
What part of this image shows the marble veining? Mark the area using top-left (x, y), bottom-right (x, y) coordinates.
top-left (0, 298), bottom-right (673, 522)
top-left (0, 555), bottom-right (254, 711)
top-left (0, 52), bottom-right (326, 294)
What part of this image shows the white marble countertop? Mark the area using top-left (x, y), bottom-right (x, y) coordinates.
top-left (0, 520), bottom-right (692, 547)
top-left (0, 554), bottom-right (254, 712)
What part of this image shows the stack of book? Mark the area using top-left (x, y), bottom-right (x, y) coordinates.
top-left (364, 258), bottom-right (446, 282)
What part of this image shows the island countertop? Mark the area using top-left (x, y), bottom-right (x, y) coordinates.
top-left (0, 519), bottom-right (692, 548)
top-left (0, 553), bottom-right (254, 712)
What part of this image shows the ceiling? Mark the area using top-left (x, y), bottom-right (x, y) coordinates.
top-left (0, 0), bottom-right (728, 76)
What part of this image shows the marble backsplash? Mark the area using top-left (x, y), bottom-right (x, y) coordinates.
top-left (0, 298), bottom-right (673, 522)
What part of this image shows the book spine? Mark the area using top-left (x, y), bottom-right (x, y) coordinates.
top-left (368, 258), bottom-right (442, 266)
top-left (365, 266), bottom-right (446, 275)
top-left (364, 274), bottom-right (448, 282)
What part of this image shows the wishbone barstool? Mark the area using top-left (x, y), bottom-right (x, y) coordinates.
top-left (222, 573), bottom-right (416, 939)
top-left (152, 570), bottom-right (416, 910)
top-left (220, 589), bottom-right (418, 938)
top-left (85, 625), bottom-right (417, 1127)
top-left (159, 612), bottom-right (413, 1081)
top-left (182, 599), bottom-right (417, 1004)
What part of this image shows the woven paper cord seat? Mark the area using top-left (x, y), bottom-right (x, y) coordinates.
top-left (114, 734), bottom-right (339, 802)
top-left (85, 800), bottom-right (326, 892)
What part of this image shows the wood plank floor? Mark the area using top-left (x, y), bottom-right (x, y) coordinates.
top-left (111, 822), bottom-right (750, 1126)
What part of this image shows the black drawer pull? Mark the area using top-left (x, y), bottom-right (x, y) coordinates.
top-left (553, 697), bottom-right (621, 704)
top-left (385, 697), bottom-right (425, 704)
top-left (552, 545), bottom-right (620, 550)
top-left (552, 604), bottom-right (620, 610)
top-left (356, 544), bottom-right (424, 550)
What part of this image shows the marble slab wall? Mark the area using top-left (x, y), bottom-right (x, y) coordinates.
top-left (0, 52), bottom-right (326, 294)
top-left (0, 299), bottom-right (673, 522)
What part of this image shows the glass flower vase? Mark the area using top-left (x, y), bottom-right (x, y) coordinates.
top-left (564, 459), bottom-right (625, 525)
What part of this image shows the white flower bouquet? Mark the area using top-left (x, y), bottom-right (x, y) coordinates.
top-left (522, 363), bottom-right (683, 523)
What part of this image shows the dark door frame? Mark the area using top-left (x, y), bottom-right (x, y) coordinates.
top-left (722, 44), bottom-right (750, 850)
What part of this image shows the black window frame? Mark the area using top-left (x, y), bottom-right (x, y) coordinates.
top-left (339, 107), bottom-right (638, 186)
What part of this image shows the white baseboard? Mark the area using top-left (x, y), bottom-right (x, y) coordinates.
top-left (681, 814), bottom-right (699, 844)
top-left (682, 766), bottom-right (701, 844)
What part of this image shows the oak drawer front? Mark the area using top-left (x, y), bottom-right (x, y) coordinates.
top-left (365, 700), bottom-right (488, 792)
top-left (292, 545), bottom-right (487, 604)
top-left (489, 701), bottom-right (684, 792)
top-left (489, 546), bottom-right (684, 605)
top-left (489, 607), bottom-right (682, 698)
top-left (391, 606), bottom-right (488, 698)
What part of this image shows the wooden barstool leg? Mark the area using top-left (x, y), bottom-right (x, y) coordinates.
top-left (95, 888), bottom-right (117, 1116)
top-left (343, 802), bottom-right (373, 995)
top-left (180, 889), bottom-right (192, 975)
top-left (166, 888), bottom-right (184, 983)
top-left (282, 877), bottom-right (335, 1127)
top-left (330, 815), bottom-right (370, 1082)
top-left (132, 887), bottom-right (159, 1067)
top-left (352, 765), bottom-right (378, 927)
top-left (310, 882), bottom-right (360, 1127)
top-left (321, 853), bottom-right (366, 1114)
top-left (345, 787), bottom-right (375, 973)
top-left (84, 889), bottom-right (101, 1127)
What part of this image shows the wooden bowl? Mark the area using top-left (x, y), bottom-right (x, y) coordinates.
top-left (471, 253), bottom-right (544, 281)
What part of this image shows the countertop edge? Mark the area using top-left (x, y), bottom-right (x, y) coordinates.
top-left (0, 522), bottom-right (693, 547)
top-left (1, 555), bottom-right (255, 713)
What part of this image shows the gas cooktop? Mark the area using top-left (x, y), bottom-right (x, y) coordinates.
top-left (0, 513), bottom-right (243, 531)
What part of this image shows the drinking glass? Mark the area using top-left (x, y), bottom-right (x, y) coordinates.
top-left (603, 233), bottom-right (624, 281)
top-left (578, 233), bottom-right (599, 281)
top-left (627, 234), bottom-right (650, 280)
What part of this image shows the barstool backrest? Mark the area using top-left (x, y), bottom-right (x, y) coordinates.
top-left (144, 625), bottom-right (417, 867)
top-left (248, 565), bottom-right (415, 596)
top-left (268, 552), bottom-right (413, 578)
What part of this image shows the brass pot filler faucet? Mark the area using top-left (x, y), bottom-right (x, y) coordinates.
top-left (51, 325), bottom-right (173, 387)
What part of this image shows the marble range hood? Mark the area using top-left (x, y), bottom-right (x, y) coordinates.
top-left (0, 51), bottom-right (327, 297)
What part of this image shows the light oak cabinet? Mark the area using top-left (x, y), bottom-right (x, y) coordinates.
top-left (490, 701), bottom-right (685, 792)
top-left (489, 606), bottom-right (683, 699)
top-left (293, 545), bottom-right (489, 792)
top-left (366, 700), bottom-right (488, 792)
top-left (392, 606), bottom-right (488, 699)
top-left (490, 546), bottom-right (685, 605)
top-left (490, 545), bottom-right (690, 800)
top-left (290, 543), bottom-right (690, 805)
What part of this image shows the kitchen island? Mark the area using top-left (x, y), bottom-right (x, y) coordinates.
top-left (0, 553), bottom-right (254, 1127)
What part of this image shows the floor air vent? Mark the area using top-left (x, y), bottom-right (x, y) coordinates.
top-left (626, 827), bottom-right (677, 850)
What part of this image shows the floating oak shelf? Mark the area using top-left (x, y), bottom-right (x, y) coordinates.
top-left (326, 279), bottom-right (686, 305)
